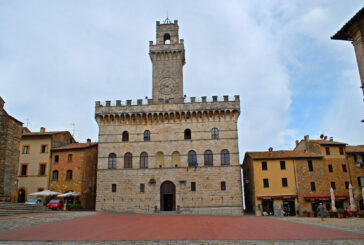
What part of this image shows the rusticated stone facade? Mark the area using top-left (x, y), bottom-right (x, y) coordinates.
top-left (0, 97), bottom-right (23, 202)
top-left (50, 140), bottom-right (98, 210)
top-left (95, 19), bottom-right (243, 215)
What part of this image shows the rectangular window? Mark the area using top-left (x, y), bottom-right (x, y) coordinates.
top-left (39, 164), bottom-right (46, 176)
top-left (68, 154), bottom-right (72, 162)
top-left (280, 161), bottom-right (286, 170)
top-left (331, 182), bottom-right (336, 190)
top-left (345, 181), bottom-right (349, 189)
top-left (41, 144), bottom-right (48, 153)
top-left (140, 183), bottom-right (145, 192)
top-left (339, 146), bottom-right (344, 155)
top-left (221, 181), bottom-right (226, 191)
top-left (342, 164), bottom-right (347, 172)
top-left (358, 177), bottom-right (364, 187)
top-left (310, 182), bottom-right (316, 191)
top-left (261, 161), bottom-right (267, 171)
top-left (112, 184), bottom-right (116, 192)
top-left (328, 164), bottom-right (333, 173)
top-left (23, 145), bottom-right (29, 154)
top-left (325, 147), bottom-right (330, 155)
top-left (263, 178), bottom-right (269, 188)
top-left (282, 178), bottom-right (288, 187)
top-left (191, 182), bottom-right (196, 191)
top-left (54, 155), bottom-right (59, 163)
top-left (21, 164), bottom-right (27, 176)
top-left (308, 160), bottom-right (313, 171)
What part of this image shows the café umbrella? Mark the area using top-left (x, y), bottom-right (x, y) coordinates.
top-left (29, 190), bottom-right (60, 196)
top-left (349, 184), bottom-right (356, 211)
top-left (330, 187), bottom-right (337, 212)
top-left (58, 191), bottom-right (80, 197)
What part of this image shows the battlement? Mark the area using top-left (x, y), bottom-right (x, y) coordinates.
top-left (96, 95), bottom-right (240, 108)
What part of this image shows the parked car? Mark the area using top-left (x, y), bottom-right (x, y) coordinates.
top-left (47, 199), bottom-right (64, 210)
top-left (25, 199), bottom-right (43, 206)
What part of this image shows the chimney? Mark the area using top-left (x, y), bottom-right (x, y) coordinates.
top-left (304, 135), bottom-right (309, 149)
top-left (87, 138), bottom-right (91, 145)
top-left (295, 140), bottom-right (299, 146)
top-left (40, 127), bottom-right (45, 133)
top-left (268, 147), bottom-right (273, 152)
top-left (0, 97), bottom-right (4, 109)
top-left (329, 137), bottom-right (333, 141)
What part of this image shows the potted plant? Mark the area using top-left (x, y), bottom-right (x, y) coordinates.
top-left (302, 210), bottom-right (308, 217)
top-left (337, 208), bottom-right (344, 218)
top-left (70, 203), bottom-right (82, 211)
top-left (310, 212), bottom-right (315, 217)
top-left (357, 210), bottom-right (364, 218)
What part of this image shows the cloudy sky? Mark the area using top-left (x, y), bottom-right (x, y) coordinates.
top-left (1, 1), bottom-right (363, 160)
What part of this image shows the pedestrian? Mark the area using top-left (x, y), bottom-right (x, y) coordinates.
top-left (317, 203), bottom-right (325, 221)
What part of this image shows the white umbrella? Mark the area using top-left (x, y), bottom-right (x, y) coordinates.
top-left (29, 190), bottom-right (60, 196)
top-left (349, 184), bottom-right (356, 212)
top-left (330, 187), bottom-right (337, 212)
top-left (58, 191), bottom-right (80, 197)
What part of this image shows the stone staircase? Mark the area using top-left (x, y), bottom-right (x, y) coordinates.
top-left (0, 202), bottom-right (50, 216)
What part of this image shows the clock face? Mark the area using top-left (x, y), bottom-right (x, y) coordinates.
top-left (159, 78), bottom-right (175, 95)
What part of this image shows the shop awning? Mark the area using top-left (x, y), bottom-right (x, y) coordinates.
top-left (304, 195), bottom-right (349, 201)
top-left (257, 195), bottom-right (297, 200)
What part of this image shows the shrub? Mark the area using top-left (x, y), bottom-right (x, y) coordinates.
top-left (70, 203), bottom-right (82, 210)
top-left (337, 208), bottom-right (344, 214)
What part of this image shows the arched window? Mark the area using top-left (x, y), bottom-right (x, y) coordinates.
top-left (221, 149), bottom-right (230, 166)
top-left (212, 128), bottom-right (219, 139)
top-left (122, 131), bottom-right (129, 142)
top-left (52, 170), bottom-right (58, 181)
top-left (164, 33), bottom-right (171, 44)
top-left (108, 153), bottom-right (117, 169)
top-left (144, 130), bottom-right (150, 141)
top-left (156, 151), bottom-right (164, 168)
top-left (172, 151), bottom-right (180, 167)
top-left (66, 170), bottom-right (72, 181)
top-left (204, 150), bottom-right (213, 166)
top-left (140, 152), bottom-right (148, 168)
top-left (124, 153), bottom-right (132, 168)
top-left (184, 129), bottom-right (191, 140)
top-left (188, 150), bottom-right (197, 167)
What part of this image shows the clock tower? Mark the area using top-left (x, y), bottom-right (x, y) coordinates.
top-left (149, 19), bottom-right (185, 103)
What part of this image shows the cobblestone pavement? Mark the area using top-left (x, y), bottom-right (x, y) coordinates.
top-left (270, 216), bottom-right (364, 235)
top-left (0, 212), bottom-right (363, 244)
top-left (0, 211), bottom-right (96, 232)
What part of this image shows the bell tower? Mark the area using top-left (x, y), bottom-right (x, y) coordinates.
top-left (149, 19), bottom-right (185, 103)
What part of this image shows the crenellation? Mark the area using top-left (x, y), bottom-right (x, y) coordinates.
top-left (116, 100), bottom-right (121, 106)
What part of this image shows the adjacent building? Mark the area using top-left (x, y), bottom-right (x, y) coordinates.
top-left (294, 136), bottom-right (351, 213)
top-left (95, 19), bottom-right (243, 215)
top-left (0, 97), bottom-right (23, 202)
top-left (17, 128), bottom-right (75, 202)
top-left (346, 145), bottom-right (364, 210)
top-left (332, 7), bottom-right (364, 100)
top-left (49, 139), bottom-right (98, 210)
top-left (243, 135), bottom-right (362, 216)
top-left (242, 149), bottom-right (321, 216)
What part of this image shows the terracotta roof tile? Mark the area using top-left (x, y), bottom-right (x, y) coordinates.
top-left (52, 142), bottom-right (98, 151)
top-left (22, 131), bottom-right (71, 137)
top-left (346, 145), bottom-right (364, 153)
top-left (245, 150), bottom-right (322, 160)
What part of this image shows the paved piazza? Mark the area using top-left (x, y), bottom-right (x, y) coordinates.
top-left (0, 211), bottom-right (363, 244)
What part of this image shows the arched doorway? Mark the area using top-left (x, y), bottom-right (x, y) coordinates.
top-left (18, 189), bottom-right (26, 203)
top-left (160, 181), bottom-right (176, 211)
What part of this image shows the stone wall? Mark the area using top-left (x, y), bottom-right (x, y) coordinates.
top-left (0, 107), bottom-right (22, 202)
